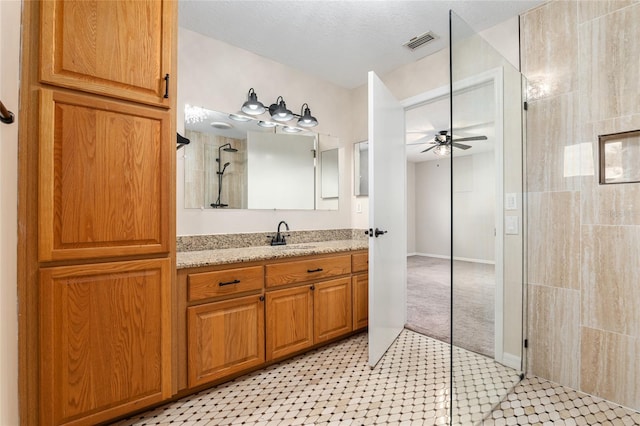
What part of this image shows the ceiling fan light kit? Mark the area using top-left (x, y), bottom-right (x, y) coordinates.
top-left (433, 144), bottom-right (452, 156)
top-left (420, 129), bottom-right (487, 156)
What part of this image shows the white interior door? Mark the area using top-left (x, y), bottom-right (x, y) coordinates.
top-left (368, 71), bottom-right (407, 367)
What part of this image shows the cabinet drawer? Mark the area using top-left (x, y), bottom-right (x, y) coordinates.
top-left (265, 255), bottom-right (351, 288)
top-left (188, 266), bottom-right (264, 301)
top-left (352, 252), bottom-right (368, 273)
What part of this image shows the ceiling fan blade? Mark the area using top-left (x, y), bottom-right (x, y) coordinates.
top-left (451, 135), bottom-right (488, 142)
top-left (406, 136), bottom-right (437, 146)
top-left (421, 145), bottom-right (438, 153)
top-left (452, 142), bottom-right (471, 150)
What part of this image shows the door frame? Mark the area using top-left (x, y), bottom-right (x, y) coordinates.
top-left (401, 67), bottom-right (512, 366)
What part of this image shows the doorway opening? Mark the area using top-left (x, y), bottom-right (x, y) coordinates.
top-left (402, 69), bottom-right (507, 363)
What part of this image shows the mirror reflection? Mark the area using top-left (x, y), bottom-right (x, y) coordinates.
top-left (183, 106), bottom-right (339, 210)
top-left (354, 141), bottom-right (369, 196)
top-left (320, 149), bottom-right (339, 199)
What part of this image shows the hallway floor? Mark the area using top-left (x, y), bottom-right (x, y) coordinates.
top-left (406, 256), bottom-right (495, 358)
top-left (112, 331), bottom-right (640, 426)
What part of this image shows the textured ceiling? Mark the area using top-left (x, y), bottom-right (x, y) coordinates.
top-left (179, 0), bottom-right (542, 89)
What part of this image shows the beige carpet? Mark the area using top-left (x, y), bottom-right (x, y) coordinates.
top-left (406, 255), bottom-right (495, 358)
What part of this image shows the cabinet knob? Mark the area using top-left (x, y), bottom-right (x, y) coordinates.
top-left (310, 285), bottom-right (315, 291)
top-left (259, 295), bottom-right (265, 302)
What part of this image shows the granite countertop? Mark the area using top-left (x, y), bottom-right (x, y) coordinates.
top-left (177, 240), bottom-right (369, 269)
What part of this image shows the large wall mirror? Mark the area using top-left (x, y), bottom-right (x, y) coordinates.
top-left (183, 105), bottom-right (339, 210)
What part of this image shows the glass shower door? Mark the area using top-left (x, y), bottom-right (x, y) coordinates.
top-left (449, 10), bottom-right (526, 425)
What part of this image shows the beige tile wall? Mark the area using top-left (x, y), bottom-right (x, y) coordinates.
top-left (183, 131), bottom-right (247, 209)
top-left (522, 0), bottom-right (640, 411)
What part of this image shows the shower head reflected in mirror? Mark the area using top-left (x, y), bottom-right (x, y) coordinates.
top-left (220, 143), bottom-right (238, 153)
top-left (214, 144), bottom-right (237, 208)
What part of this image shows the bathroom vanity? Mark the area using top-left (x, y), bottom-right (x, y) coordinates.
top-left (176, 241), bottom-right (368, 392)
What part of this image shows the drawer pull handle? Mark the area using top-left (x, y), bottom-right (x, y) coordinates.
top-left (219, 279), bottom-right (240, 286)
top-left (307, 268), bottom-right (323, 273)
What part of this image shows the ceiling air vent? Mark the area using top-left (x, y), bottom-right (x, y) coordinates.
top-left (403, 31), bottom-right (438, 51)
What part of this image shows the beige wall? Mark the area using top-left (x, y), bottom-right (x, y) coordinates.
top-left (0, 0), bottom-right (20, 423)
top-left (522, 0), bottom-right (640, 410)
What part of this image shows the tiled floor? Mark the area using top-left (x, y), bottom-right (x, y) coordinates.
top-left (113, 330), bottom-right (640, 426)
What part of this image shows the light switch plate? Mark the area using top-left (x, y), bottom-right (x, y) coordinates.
top-left (505, 193), bottom-right (518, 210)
top-left (505, 215), bottom-right (519, 235)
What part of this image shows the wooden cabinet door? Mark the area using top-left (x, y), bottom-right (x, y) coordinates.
top-left (352, 273), bottom-right (369, 330)
top-left (40, 0), bottom-right (174, 107)
top-left (39, 259), bottom-right (171, 426)
top-left (314, 277), bottom-right (353, 343)
top-left (38, 89), bottom-right (171, 262)
top-left (187, 295), bottom-right (265, 388)
top-left (265, 285), bottom-right (313, 360)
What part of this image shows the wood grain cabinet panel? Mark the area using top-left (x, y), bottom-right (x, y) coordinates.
top-left (266, 285), bottom-right (314, 360)
top-left (40, 0), bottom-right (174, 107)
top-left (352, 273), bottom-right (369, 330)
top-left (188, 266), bottom-right (264, 302)
top-left (314, 277), bottom-right (352, 343)
top-left (352, 252), bottom-right (368, 273)
top-left (265, 255), bottom-right (351, 288)
top-left (187, 295), bottom-right (265, 388)
top-left (38, 89), bottom-right (171, 262)
top-left (39, 259), bottom-right (171, 426)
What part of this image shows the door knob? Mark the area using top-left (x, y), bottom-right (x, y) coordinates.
top-left (374, 228), bottom-right (387, 237)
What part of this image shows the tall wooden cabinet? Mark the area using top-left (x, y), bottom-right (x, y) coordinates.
top-left (39, 0), bottom-right (174, 107)
top-left (19, 1), bottom-right (176, 425)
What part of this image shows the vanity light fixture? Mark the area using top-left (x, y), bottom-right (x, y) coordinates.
top-left (269, 96), bottom-right (294, 122)
top-left (297, 103), bottom-right (318, 128)
top-left (282, 126), bottom-right (302, 133)
top-left (257, 120), bottom-right (277, 128)
top-left (228, 113), bottom-right (251, 122)
top-left (239, 88), bottom-right (319, 127)
top-left (241, 88), bottom-right (266, 115)
top-left (184, 104), bottom-right (210, 124)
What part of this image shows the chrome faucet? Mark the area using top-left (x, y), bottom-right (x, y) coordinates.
top-left (270, 221), bottom-right (290, 246)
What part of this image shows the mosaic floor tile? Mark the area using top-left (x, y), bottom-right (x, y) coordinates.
top-left (111, 330), bottom-right (639, 426)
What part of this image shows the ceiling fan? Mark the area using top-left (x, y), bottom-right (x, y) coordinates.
top-left (421, 130), bottom-right (487, 155)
